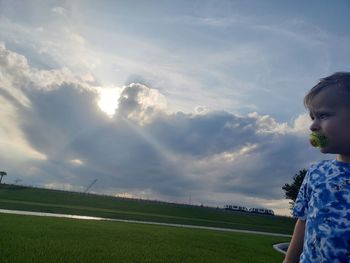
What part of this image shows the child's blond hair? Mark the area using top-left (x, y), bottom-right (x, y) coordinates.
top-left (304, 72), bottom-right (350, 109)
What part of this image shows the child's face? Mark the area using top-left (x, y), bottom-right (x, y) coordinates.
top-left (309, 85), bottom-right (350, 156)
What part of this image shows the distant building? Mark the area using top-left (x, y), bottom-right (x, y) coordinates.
top-left (224, 205), bottom-right (275, 216)
top-left (224, 205), bottom-right (248, 212)
top-left (248, 208), bottom-right (274, 216)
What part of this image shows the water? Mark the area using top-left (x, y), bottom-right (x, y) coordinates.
top-left (0, 208), bottom-right (104, 220)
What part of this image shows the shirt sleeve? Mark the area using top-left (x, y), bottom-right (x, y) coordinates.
top-left (292, 169), bottom-right (311, 220)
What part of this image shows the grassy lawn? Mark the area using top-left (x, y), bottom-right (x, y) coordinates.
top-left (0, 213), bottom-right (289, 263)
top-left (0, 184), bottom-right (295, 235)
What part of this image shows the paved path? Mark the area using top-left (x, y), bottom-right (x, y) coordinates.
top-left (273, 243), bottom-right (289, 254)
top-left (0, 208), bottom-right (292, 238)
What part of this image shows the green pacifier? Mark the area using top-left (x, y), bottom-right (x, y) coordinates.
top-left (309, 132), bottom-right (329, 148)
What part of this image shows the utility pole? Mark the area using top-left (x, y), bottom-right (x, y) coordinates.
top-left (14, 179), bottom-right (22, 185)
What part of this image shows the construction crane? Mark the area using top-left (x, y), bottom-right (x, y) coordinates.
top-left (85, 179), bottom-right (98, 193)
top-left (0, 171), bottom-right (7, 184)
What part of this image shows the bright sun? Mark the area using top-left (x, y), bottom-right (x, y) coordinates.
top-left (98, 88), bottom-right (120, 116)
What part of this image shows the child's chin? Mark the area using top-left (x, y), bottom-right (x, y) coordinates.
top-left (320, 146), bottom-right (333, 154)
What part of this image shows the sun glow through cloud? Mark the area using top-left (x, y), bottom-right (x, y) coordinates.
top-left (69, 159), bottom-right (83, 165)
top-left (97, 88), bottom-right (121, 116)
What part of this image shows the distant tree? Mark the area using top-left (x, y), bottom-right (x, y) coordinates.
top-left (282, 169), bottom-right (307, 210)
top-left (0, 171), bottom-right (7, 184)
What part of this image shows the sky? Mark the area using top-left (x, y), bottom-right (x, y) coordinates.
top-left (1, 0), bottom-right (349, 216)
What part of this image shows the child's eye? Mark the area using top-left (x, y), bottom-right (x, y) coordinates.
top-left (319, 114), bottom-right (329, 119)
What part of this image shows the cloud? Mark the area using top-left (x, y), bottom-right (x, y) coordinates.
top-left (117, 83), bottom-right (167, 124)
top-left (0, 44), bottom-right (328, 215)
top-left (51, 6), bottom-right (66, 16)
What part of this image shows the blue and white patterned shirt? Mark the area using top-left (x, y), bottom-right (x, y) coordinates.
top-left (293, 160), bottom-right (350, 263)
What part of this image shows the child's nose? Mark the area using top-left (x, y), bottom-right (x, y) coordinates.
top-left (310, 120), bottom-right (320, 132)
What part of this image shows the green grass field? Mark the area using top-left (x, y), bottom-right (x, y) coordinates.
top-left (0, 213), bottom-right (289, 263)
top-left (0, 184), bottom-right (295, 235)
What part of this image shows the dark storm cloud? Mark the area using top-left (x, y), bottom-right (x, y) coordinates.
top-left (217, 134), bottom-right (317, 199)
top-left (0, 44), bottom-right (326, 210)
top-left (147, 111), bottom-right (258, 157)
top-left (20, 84), bottom-right (106, 159)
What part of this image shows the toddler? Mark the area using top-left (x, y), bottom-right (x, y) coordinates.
top-left (284, 72), bottom-right (350, 262)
